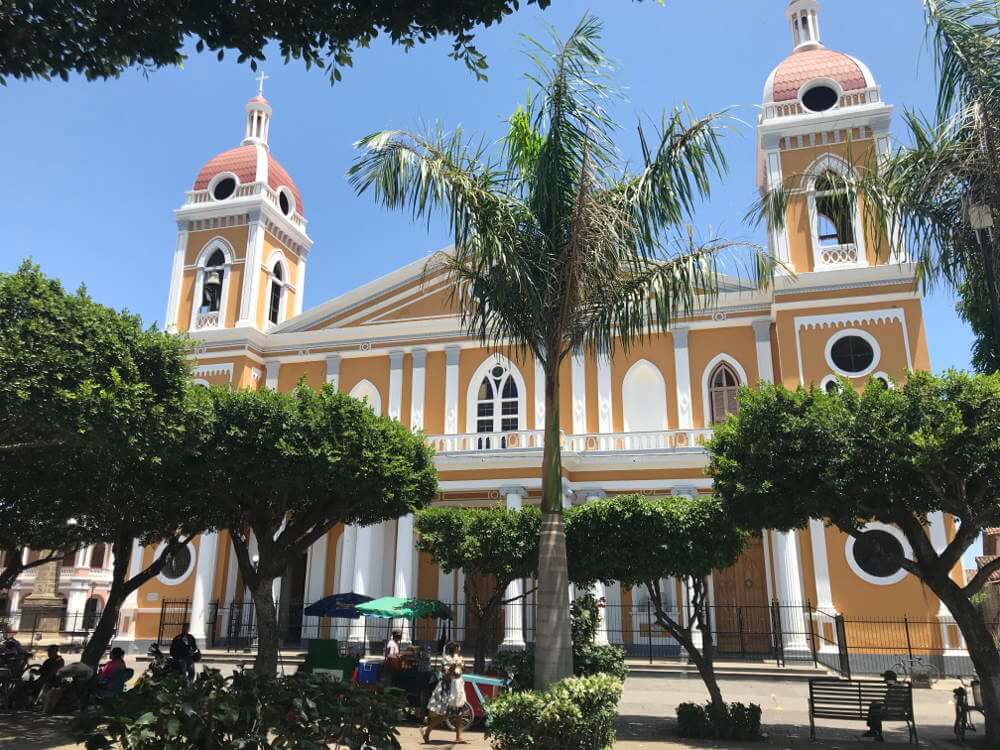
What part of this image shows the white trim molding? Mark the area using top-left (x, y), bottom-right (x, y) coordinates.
top-left (189, 237), bottom-right (235, 332)
top-left (154, 541), bottom-right (198, 587)
top-left (193, 363), bottom-right (234, 381)
top-left (444, 346), bottom-right (460, 435)
top-left (350, 378), bottom-right (383, 417)
top-left (571, 352), bottom-right (587, 434)
top-left (794, 307), bottom-right (910, 385)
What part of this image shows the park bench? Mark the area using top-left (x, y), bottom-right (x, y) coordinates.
top-left (808, 678), bottom-right (917, 743)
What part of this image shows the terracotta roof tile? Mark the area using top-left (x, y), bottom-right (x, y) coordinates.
top-left (771, 48), bottom-right (867, 102)
top-left (193, 144), bottom-right (304, 217)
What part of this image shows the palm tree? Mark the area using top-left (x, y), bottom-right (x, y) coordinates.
top-left (753, 0), bottom-right (1000, 371)
top-left (350, 15), bottom-right (772, 688)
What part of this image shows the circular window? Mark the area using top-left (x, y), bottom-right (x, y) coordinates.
top-left (821, 376), bottom-right (842, 394)
top-left (831, 336), bottom-right (875, 374)
top-left (802, 85), bottom-right (839, 113)
top-left (212, 176), bottom-right (237, 201)
top-left (159, 544), bottom-right (193, 583)
top-left (851, 529), bottom-right (904, 579)
top-left (278, 190), bottom-right (291, 215)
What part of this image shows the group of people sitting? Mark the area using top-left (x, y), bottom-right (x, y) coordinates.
top-left (3, 643), bottom-right (131, 712)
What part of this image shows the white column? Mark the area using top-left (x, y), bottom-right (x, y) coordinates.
top-left (763, 144), bottom-right (791, 268)
top-left (294, 254), bottom-right (307, 317)
top-left (265, 362), bottom-right (280, 390)
top-left (393, 514), bottom-right (416, 641)
top-left (673, 328), bottom-right (694, 429)
top-left (444, 346), bottom-right (460, 436)
top-left (501, 488), bottom-right (527, 648)
top-left (534, 352), bottom-right (546, 430)
top-left (388, 350), bottom-right (404, 421)
top-left (596, 355), bottom-right (613, 435)
top-left (772, 530), bottom-right (809, 651)
top-left (189, 533), bottom-right (219, 642)
top-left (410, 349), bottom-right (427, 430)
top-left (325, 355), bottom-right (340, 390)
top-left (580, 489), bottom-right (609, 645)
top-left (237, 212), bottom-right (266, 327)
top-left (304, 533), bottom-right (328, 605)
top-left (351, 525), bottom-right (382, 643)
top-left (337, 525), bottom-right (359, 641)
top-left (164, 221), bottom-right (188, 332)
top-left (455, 568), bottom-right (467, 640)
top-left (605, 581), bottom-right (623, 645)
top-left (122, 540), bottom-right (145, 612)
top-left (752, 320), bottom-right (775, 384)
top-left (571, 351), bottom-right (587, 434)
top-left (809, 520), bottom-right (835, 612)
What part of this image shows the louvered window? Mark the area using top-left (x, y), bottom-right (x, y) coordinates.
top-left (709, 364), bottom-right (741, 424)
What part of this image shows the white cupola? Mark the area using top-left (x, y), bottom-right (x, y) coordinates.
top-left (242, 72), bottom-right (272, 148)
top-left (787, 0), bottom-right (822, 51)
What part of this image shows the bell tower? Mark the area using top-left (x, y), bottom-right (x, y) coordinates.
top-left (758, 0), bottom-right (894, 276)
top-left (164, 82), bottom-right (312, 334)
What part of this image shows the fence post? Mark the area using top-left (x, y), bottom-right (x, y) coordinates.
top-left (834, 614), bottom-right (851, 679)
top-left (647, 602), bottom-right (654, 665)
top-left (807, 600), bottom-right (817, 669)
top-left (904, 615), bottom-right (913, 662)
top-left (737, 607), bottom-right (746, 658)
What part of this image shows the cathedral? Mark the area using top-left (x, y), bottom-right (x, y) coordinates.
top-left (5, 1), bottom-right (967, 663)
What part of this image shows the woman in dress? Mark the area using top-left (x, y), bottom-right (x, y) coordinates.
top-left (422, 641), bottom-right (467, 743)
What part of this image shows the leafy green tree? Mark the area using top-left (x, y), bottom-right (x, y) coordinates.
top-left (0, 0), bottom-right (565, 84)
top-left (198, 384), bottom-right (438, 676)
top-left (709, 371), bottom-right (1000, 743)
top-left (958, 275), bottom-right (1000, 372)
top-left (415, 505), bottom-right (540, 671)
top-left (350, 14), bottom-right (771, 687)
top-left (0, 262), bottom-right (213, 667)
top-left (566, 494), bottom-right (747, 715)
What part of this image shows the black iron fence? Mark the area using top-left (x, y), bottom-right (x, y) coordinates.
top-left (167, 599), bottom-right (999, 678)
top-left (1, 608), bottom-right (107, 649)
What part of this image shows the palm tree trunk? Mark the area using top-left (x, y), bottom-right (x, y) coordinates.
top-left (534, 366), bottom-right (574, 688)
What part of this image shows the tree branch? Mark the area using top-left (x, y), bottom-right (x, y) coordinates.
top-left (965, 555), bottom-right (1000, 598)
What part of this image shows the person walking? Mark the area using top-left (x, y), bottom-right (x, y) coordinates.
top-left (422, 642), bottom-right (467, 744)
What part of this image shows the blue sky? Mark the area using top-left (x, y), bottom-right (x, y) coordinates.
top-left (0, 3), bottom-right (980, 557)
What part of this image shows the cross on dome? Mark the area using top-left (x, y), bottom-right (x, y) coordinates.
top-left (256, 71), bottom-right (269, 97)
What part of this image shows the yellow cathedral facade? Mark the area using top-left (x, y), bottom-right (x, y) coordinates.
top-left (5, 1), bottom-right (969, 665)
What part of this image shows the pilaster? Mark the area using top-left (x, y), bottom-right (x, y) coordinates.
top-left (672, 328), bottom-right (693, 429)
top-left (410, 349), bottom-right (427, 430)
top-left (238, 211), bottom-right (267, 327)
top-left (752, 320), bottom-right (775, 384)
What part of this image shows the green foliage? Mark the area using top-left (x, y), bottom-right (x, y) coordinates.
top-left (566, 494), bottom-right (747, 587)
top-left (676, 701), bottom-right (763, 741)
top-left (198, 383), bottom-right (438, 673)
top-left (959, 276), bottom-right (1000, 373)
top-left (486, 673), bottom-right (623, 750)
top-left (74, 668), bottom-right (404, 749)
top-left (0, 0), bottom-right (569, 84)
top-left (709, 371), bottom-right (1000, 536)
top-left (415, 505), bottom-right (540, 584)
top-left (493, 594), bottom-right (627, 691)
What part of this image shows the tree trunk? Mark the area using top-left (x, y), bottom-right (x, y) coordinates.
top-left (936, 583), bottom-right (1000, 744)
top-left (250, 577), bottom-right (279, 676)
top-left (683, 637), bottom-right (726, 720)
top-left (473, 603), bottom-right (494, 674)
top-left (533, 366), bottom-right (574, 689)
top-left (81, 536), bottom-right (133, 669)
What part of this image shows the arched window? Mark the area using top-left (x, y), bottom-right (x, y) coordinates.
top-left (814, 172), bottom-right (855, 247)
top-left (622, 360), bottom-right (667, 433)
top-left (349, 380), bottom-right (382, 417)
top-left (82, 597), bottom-right (102, 630)
top-left (267, 262), bottom-right (285, 325)
top-left (475, 363), bottom-right (520, 448)
top-left (89, 544), bottom-right (106, 569)
top-left (708, 363), bottom-right (741, 423)
top-left (193, 243), bottom-right (230, 330)
top-left (806, 158), bottom-right (865, 269)
top-left (62, 549), bottom-right (77, 567)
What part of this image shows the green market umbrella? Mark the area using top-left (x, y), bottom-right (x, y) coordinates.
top-left (355, 596), bottom-right (453, 620)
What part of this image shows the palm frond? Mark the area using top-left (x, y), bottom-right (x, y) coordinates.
top-left (925, 0), bottom-right (1000, 121)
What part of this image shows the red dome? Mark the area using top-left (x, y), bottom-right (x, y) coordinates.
top-left (765, 48), bottom-right (872, 103)
top-left (193, 144), bottom-right (304, 216)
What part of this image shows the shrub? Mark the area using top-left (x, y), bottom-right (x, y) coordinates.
top-left (73, 668), bottom-right (404, 749)
top-left (675, 701), bottom-right (763, 741)
top-left (486, 673), bottom-right (622, 750)
top-left (574, 644), bottom-right (628, 682)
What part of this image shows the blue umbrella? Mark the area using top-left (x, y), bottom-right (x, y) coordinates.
top-left (303, 592), bottom-right (374, 619)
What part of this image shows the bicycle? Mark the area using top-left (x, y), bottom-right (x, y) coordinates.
top-left (445, 673), bottom-right (511, 731)
top-left (891, 655), bottom-right (941, 686)
top-left (953, 677), bottom-right (986, 745)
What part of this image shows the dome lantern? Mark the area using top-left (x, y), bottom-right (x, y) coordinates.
top-left (242, 72), bottom-right (272, 148)
top-left (787, 0), bottom-right (822, 51)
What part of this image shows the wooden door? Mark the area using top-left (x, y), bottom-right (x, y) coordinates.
top-left (712, 536), bottom-right (772, 656)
